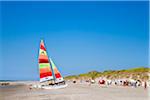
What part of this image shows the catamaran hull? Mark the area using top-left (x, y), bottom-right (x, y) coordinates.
top-left (41, 84), bottom-right (68, 89)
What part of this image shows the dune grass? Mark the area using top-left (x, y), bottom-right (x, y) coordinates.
top-left (65, 67), bottom-right (150, 81)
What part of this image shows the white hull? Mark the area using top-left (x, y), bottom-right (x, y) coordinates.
top-left (32, 83), bottom-right (68, 89)
top-left (41, 84), bottom-right (68, 89)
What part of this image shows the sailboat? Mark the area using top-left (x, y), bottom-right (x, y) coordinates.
top-left (37, 40), bottom-right (67, 89)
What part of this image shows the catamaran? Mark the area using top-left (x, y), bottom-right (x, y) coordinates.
top-left (35, 40), bottom-right (67, 89)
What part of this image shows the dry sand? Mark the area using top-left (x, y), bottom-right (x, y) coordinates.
top-left (0, 82), bottom-right (149, 100)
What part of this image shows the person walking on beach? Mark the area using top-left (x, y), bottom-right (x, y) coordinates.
top-left (89, 79), bottom-right (92, 86)
top-left (144, 81), bottom-right (147, 89)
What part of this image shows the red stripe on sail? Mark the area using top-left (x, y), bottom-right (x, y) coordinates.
top-left (55, 73), bottom-right (61, 78)
top-left (39, 59), bottom-right (49, 63)
top-left (40, 72), bottom-right (52, 78)
top-left (40, 44), bottom-right (46, 51)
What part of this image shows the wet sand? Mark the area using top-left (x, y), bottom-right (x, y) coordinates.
top-left (0, 82), bottom-right (149, 100)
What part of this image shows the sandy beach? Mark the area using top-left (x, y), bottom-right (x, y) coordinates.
top-left (0, 82), bottom-right (149, 100)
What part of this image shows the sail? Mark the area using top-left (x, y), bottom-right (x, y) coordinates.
top-left (50, 58), bottom-right (64, 83)
top-left (38, 40), bottom-right (54, 82)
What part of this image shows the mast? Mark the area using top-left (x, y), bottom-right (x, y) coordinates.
top-left (38, 40), bottom-right (54, 82)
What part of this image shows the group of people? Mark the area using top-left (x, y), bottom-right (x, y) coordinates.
top-left (70, 77), bottom-right (149, 89)
top-left (71, 78), bottom-right (149, 89)
top-left (97, 78), bottom-right (148, 89)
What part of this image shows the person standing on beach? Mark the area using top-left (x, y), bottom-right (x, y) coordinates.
top-left (144, 81), bottom-right (147, 89)
top-left (89, 79), bottom-right (91, 86)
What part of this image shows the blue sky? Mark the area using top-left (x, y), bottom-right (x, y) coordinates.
top-left (0, 1), bottom-right (149, 80)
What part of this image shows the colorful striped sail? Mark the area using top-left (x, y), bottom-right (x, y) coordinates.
top-left (38, 40), bottom-right (53, 82)
top-left (50, 58), bottom-right (64, 83)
